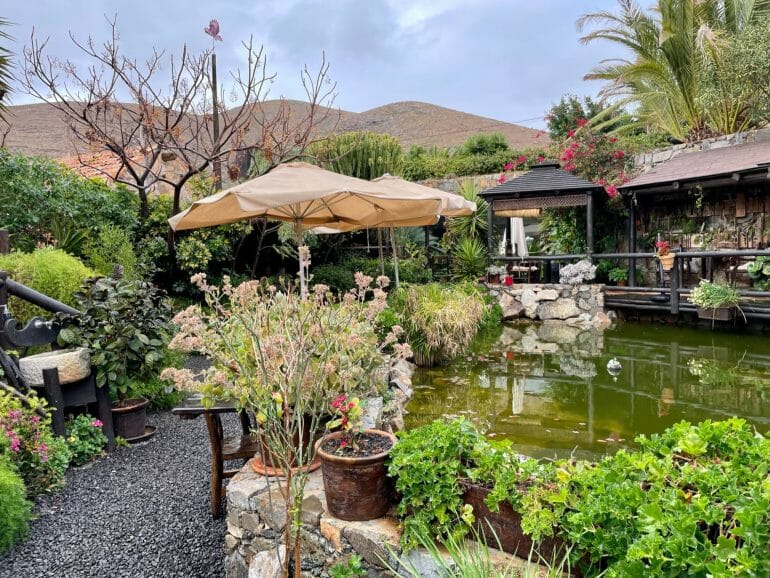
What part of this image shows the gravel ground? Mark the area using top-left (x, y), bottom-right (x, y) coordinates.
top-left (0, 409), bottom-right (233, 578)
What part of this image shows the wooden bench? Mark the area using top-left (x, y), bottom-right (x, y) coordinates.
top-left (172, 396), bottom-right (260, 518)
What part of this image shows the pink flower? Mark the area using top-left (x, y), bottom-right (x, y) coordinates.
top-left (609, 137), bottom-right (618, 143)
top-left (577, 118), bottom-right (588, 127)
top-left (516, 155), bottom-right (527, 165)
top-left (503, 162), bottom-right (514, 171)
top-left (497, 174), bottom-right (506, 184)
top-left (537, 155), bottom-right (545, 162)
top-left (567, 130), bottom-right (575, 138)
top-left (91, 419), bottom-right (103, 428)
top-left (331, 394), bottom-right (347, 410)
top-left (606, 185), bottom-right (618, 198)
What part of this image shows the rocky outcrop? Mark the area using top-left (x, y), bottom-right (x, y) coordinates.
top-left (488, 284), bottom-right (612, 329)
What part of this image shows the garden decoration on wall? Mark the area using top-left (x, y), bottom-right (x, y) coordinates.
top-left (656, 240), bottom-right (675, 271)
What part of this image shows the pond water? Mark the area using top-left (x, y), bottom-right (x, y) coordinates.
top-left (405, 322), bottom-right (770, 461)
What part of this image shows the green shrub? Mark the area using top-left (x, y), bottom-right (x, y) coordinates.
top-left (65, 414), bottom-right (108, 466)
top-left (0, 248), bottom-right (95, 323)
top-left (0, 455), bottom-right (31, 554)
top-left (310, 264), bottom-right (355, 295)
top-left (57, 275), bottom-right (173, 401)
top-left (82, 225), bottom-right (139, 280)
top-left (129, 348), bottom-right (185, 410)
top-left (746, 256), bottom-right (770, 291)
top-left (339, 256), bottom-right (432, 285)
top-left (389, 283), bottom-right (487, 366)
top-left (0, 390), bottom-right (71, 495)
top-left (310, 131), bottom-right (403, 180)
top-left (0, 150), bottom-right (138, 252)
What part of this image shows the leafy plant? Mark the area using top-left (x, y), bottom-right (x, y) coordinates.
top-left (388, 283), bottom-right (487, 366)
top-left (746, 256), bottom-right (770, 291)
top-left (0, 455), bottom-right (31, 555)
top-left (82, 225), bottom-right (139, 281)
top-left (445, 180), bottom-right (488, 243)
top-left (329, 554), bottom-right (366, 578)
top-left (0, 248), bottom-right (96, 323)
top-left (310, 264), bottom-right (355, 295)
top-left (689, 279), bottom-right (741, 309)
top-left (608, 267), bottom-right (628, 283)
top-left (57, 274), bottom-right (173, 402)
top-left (389, 418), bottom-right (479, 551)
top-left (0, 390), bottom-right (71, 495)
top-left (310, 131), bottom-right (403, 180)
top-left (450, 236), bottom-right (487, 281)
top-left (65, 414), bottom-right (108, 466)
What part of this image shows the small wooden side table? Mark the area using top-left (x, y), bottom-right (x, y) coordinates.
top-left (172, 396), bottom-right (260, 518)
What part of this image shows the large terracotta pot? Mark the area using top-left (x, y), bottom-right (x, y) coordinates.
top-left (317, 429), bottom-right (396, 521)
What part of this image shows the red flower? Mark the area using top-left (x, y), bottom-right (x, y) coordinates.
top-left (614, 150), bottom-right (625, 159)
top-left (517, 155), bottom-right (527, 165)
top-left (606, 185), bottom-right (618, 198)
top-left (504, 276), bottom-right (514, 286)
top-left (331, 394), bottom-right (346, 410)
top-left (537, 155), bottom-right (545, 162)
top-left (497, 174), bottom-right (506, 184)
top-left (567, 129), bottom-right (575, 138)
top-left (503, 162), bottom-right (514, 171)
top-left (609, 137), bottom-right (618, 143)
top-left (577, 118), bottom-right (588, 127)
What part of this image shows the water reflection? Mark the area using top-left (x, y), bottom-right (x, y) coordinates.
top-left (406, 323), bottom-right (770, 460)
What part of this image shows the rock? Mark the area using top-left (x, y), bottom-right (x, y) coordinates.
top-left (320, 514), bottom-right (344, 551)
top-left (248, 545), bottom-right (287, 578)
top-left (499, 292), bottom-right (524, 320)
top-left (537, 322), bottom-right (580, 344)
top-left (537, 298), bottom-right (580, 320)
top-left (390, 375), bottom-right (413, 399)
top-left (225, 534), bottom-right (240, 554)
top-left (520, 288), bottom-right (539, 317)
top-left (227, 468), bottom-right (271, 511)
top-left (341, 516), bottom-right (402, 568)
top-left (398, 547), bottom-right (455, 578)
top-left (361, 397), bottom-right (383, 429)
top-left (19, 347), bottom-right (91, 386)
top-left (253, 486), bottom-right (287, 532)
top-left (226, 552), bottom-right (249, 578)
top-left (535, 288), bottom-right (559, 301)
top-left (592, 311), bottom-right (613, 329)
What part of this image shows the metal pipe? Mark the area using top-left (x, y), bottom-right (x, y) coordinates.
top-left (3, 278), bottom-right (80, 315)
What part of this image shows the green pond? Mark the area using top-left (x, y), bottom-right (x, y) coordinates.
top-left (405, 322), bottom-right (770, 460)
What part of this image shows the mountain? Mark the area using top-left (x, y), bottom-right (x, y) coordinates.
top-left (2, 100), bottom-right (547, 160)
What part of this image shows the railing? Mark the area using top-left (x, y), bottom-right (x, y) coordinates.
top-left (491, 249), bottom-right (770, 319)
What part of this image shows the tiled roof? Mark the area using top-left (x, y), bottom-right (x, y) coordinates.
top-left (479, 161), bottom-right (602, 198)
top-left (621, 140), bottom-right (770, 190)
top-left (57, 149), bottom-right (151, 183)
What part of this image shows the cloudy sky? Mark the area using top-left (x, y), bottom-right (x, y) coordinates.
top-left (4, 0), bottom-right (622, 129)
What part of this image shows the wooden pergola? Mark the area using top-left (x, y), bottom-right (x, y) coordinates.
top-left (479, 161), bottom-right (604, 257)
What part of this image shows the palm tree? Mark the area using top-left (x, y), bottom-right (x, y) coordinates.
top-left (0, 17), bottom-right (12, 121)
top-left (578, 0), bottom-right (770, 141)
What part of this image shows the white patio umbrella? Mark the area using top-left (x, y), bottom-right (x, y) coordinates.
top-left (168, 162), bottom-right (444, 297)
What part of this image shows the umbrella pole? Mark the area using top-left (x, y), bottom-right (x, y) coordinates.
top-left (377, 228), bottom-right (385, 276)
top-left (294, 221), bottom-right (309, 300)
top-left (389, 225), bottom-right (400, 287)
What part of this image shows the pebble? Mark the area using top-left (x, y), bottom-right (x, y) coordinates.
top-left (0, 410), bottom-right (230, 578)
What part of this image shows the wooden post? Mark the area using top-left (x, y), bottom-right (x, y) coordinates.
top-left (586, 191), bottom-right (594, 257)
top-left (0, 229), bottom-right (9, 255)
top-left (486, 201), bottom-right (495, 257)
top-left (670, 257), bottom-right (680, 314)
top-left (628, 196), bottom-right (637, 287)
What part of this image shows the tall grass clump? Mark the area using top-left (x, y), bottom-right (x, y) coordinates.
top-left (390, 283), bottom-right (486, 366)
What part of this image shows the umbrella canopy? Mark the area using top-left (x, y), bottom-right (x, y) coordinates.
top-left (168, 162), bottom-right (443, 232)
top-left (312, 176), bottom-right (475, 232)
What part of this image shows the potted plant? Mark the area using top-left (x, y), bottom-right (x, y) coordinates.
top-left (688, 279), bottom-right (742, 322)
top-left (485, 264), bottom-right (507, 285)
top-left (164, 272), bottom-right (410, 577)
top-left (316, 394), bottom-right (397, 521)
top-left (608, 267), bottom-right (628, 286)
top-left (58, 270), bottom-right (173, 442)
top-left (656, 240), bottom-right (675, 271)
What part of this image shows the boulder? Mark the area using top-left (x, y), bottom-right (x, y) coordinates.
top-left (499, 293), bottom-right (524, 320)
top-left (537, 298), bottom-right (580, 320)
top-left (248, 545), bottom-right (287, 578)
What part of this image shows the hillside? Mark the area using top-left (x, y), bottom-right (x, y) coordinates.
top-left (3, 100), bottom-right (547, 160)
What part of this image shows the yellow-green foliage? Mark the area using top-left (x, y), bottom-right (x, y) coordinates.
top-left (82, 225), bottom-right (138, 280)
top-left (390, 283), bottom-right (486, 367)
top-left (0, 248), bottom-right (95, 322)
top-left (0, 456), bottom-right (31, 554)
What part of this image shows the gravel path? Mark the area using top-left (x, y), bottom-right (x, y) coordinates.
top-left (0, 410), bottom-right (231, 578)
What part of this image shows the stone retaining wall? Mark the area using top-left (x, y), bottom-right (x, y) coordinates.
top-left (489, 283), bottom-right (613, 329)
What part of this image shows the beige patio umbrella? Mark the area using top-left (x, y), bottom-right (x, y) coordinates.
top-left (312, 175), bottom-right (476, 285)
top-left (168, 162), bottom-right (443, 296)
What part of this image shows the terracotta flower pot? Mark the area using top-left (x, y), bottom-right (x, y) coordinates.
top-left (317, 429), bottom-right (396, 521)
top-left (658, 253), bottom-right (675, 271)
